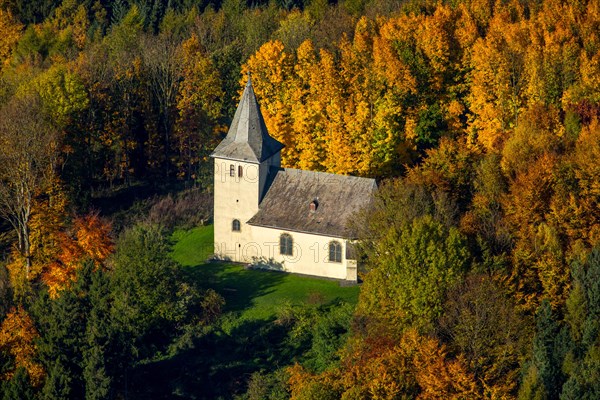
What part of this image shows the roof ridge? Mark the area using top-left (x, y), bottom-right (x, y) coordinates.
top-left (281, 167), bottom-right (377, 182)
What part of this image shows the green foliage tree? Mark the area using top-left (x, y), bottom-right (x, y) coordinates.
top-left (40, 359), bottom-right (72, 400)
top-left (244, 368), bottom-right (291, 400)
top-left (518, 300), bottom-right (567, 400)
top-left (110, 224), bottom-right (192, 356)
top-left (1, 367), bottom-right (34, 400)
top-left (82, 262), bottom-right (115, 400)
top-left (304, 302), bottom-right (353, 373)
top-left (32, 265), bottom-right (92, 398)
top-left (358, 213), bottom-right (470, 333)
top-left (560, 248), bottom-right (600, 399)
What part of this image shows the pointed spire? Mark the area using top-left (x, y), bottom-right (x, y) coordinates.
top-left (211, 76), bottom-right (284, 163)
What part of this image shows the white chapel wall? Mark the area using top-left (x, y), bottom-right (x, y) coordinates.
top-left (213, 157), bottom-right (261, 263)
top-left (218, 225), bottom-right (354, 281)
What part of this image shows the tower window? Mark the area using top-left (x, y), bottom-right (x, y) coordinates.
top-left (230, 164), bottom-right (235, 177)
top-left (238, 165), bottom-right (243, 178)
top-left (232, 219), bottom-right (241, 232)
top-left (280, 233), bottom-right (293, 256)
top-left (329, 241), bottom-right (342, 263)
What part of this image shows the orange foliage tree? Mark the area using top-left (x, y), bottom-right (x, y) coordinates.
top-left (0, 307), bottom-right (45, 386)
top-left (288, 329), bottom-right (477, 399)
top-left (42, 214), bottom-right (113, 299)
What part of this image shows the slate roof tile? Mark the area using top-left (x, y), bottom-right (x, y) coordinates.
top-left (211, 78), bottom-right (284, 163)
top-left (247, 168), bottom-right (377, 238)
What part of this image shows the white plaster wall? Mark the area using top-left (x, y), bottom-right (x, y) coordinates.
top-left (213, 157), bottom-right (260, 262)
top-left (213, 154), bottom-right (281, 263)
top-left (241, 226), bottom-right (354, 281)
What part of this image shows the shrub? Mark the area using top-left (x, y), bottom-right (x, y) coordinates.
top-left (146, 189), bottom-right (212, 230)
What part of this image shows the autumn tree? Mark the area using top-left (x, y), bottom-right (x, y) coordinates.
top-left (285, 40), bottom-right (318, 171)
top-left (440, 274), bottom-right (532, 397)
top-left (141, 31), bottom-right (183, 177)
top-left (556, 118), bottom-right (600, 249)
top-left (460, 153), bottom-right (511, 260)
top-left (468, 12), bottom-right (529, 151)
top-left (289, 329), bottom-right (477, 399)
top-left (27, 177), bottom-right (68, 283)
top-left (41, 213), bottom-right (113, 299)
top-left (0, 8), bottom-right (23, 66)
top-left (0, 93), bottom-right (58, 280)
top-left (100, 4), bottom-right (148, 186)
top-left (406, 137), bottom-right (479, 212)
top-left (243, 40), bottom-right (296, 166)
top-left (0, 307), bottom-right (44, 386)
top-left (174, 33), bottom-right (223, 182)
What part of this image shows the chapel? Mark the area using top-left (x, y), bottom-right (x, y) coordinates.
top-left (211, 78), bottom-right (376, 282)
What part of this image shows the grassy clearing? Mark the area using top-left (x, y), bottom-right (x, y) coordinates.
top-left (138, 225), bottom-right (361, 398)
top-left (171, 225), bottom-right (360, 321)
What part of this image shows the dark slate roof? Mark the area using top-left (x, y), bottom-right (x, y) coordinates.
top-left (211, 78), bottom-right (284, 163)
top-left (247, 168), bottom-right (377, 238)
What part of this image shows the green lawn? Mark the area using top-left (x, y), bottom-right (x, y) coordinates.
top-left (137, 225), bottom-right (360, 398)
top-left (171, 225), bottom-right (359, 321)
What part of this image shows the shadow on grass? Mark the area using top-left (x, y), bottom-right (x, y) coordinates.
top-left (184, 261), bottom-right (289, 314)
top-left (136, 226), bottom-right (356, 399)
top-left (128, 265), bottom-right (358, 399)
top-left (131, 316), bottom-right (301, 399)
top-left (129, 263), bottom-right (319, 398)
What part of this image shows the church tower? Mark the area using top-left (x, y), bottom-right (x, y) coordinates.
top-left (210, 78), bottom-right (284, 262)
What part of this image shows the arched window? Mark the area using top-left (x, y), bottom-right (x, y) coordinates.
top-left (238, 165), bottom-right (243, 178)
top-left (229, 164), bottom-right (235, 177)
top-left (329, 241), bottom-right (342, 263)
top-left (232, 219), bottom-right (241, 232)
top-left (280, 233), bottom-right (293, 256)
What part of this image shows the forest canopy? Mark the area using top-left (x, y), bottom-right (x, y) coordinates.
top-left (0, 0), bottom-right (600, 398)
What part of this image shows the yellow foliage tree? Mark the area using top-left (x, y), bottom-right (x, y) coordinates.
top-left (243, 40), bottom-right (297, 166)
top-left (28, 177), bottom-right (69, 280)
top-left (175, 33), bottom-right (223, 180)
top-left (0, 8), bottom-right (23, 66)
top-left (468, 14), bottom-right (529, 151)
top-left (0, 307), bottom-right (45, 386)
top-left (290, 39), bottom-right (324, 171)
top-left (503, 153), bottom-right (560, 312)
top-left (50, 0), bottom-right (90, 50)
top-left (549, 118), bottom-right (600, 258)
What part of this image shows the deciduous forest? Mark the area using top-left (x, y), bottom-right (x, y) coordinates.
top-left (1, 0), bottom-right (600, 398)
